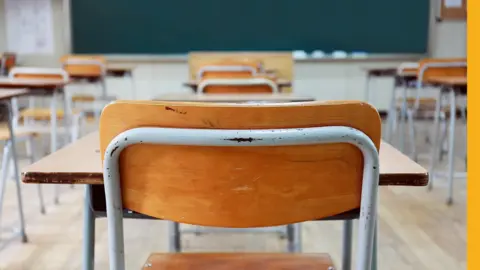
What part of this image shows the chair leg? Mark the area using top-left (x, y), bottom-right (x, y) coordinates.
top-left (287, 223), bottom-right (302, 253)
top-left (371, 219), bottom-right (378, 270)
top-left (439, 113), bottom-right (448, 162)
top-left (71, 114), bottom-right (82, 142)
top-left (83, 185), bottom-right (95, 270)
top-left (4, 99), bottom-right (28, 243)
top-left (342, 220), bottom-right (353, 270)
top-left (446, 89), bottom-right (457, 205)
top-left (428, 91), bottom-right (443, 191)
top-left (168, 222), bottom-right (181, 252)
top-left (0, 141), bottom-right (12, 234)
top-left (460, 104), bottom-right (467, 169)
top-left (406, 109), bottom-right (417, 161)
top-left (50, 91), bottom-right (60, 205)
top-left (385, 85), bottom-right (397, 143)
top-left (26, 136), bottom-right (45, 214)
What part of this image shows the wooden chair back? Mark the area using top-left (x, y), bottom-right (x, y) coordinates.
top-left (199, 60), bottom-right (260, 80)
top-left (189, 52), bottom-right (293, 92)
top-left (417, 58), bottom-right (467, 82)
top-left (199, 76), bottom-right (277, 94)
top-left (9, 67), bottom-right (69, 81)
top-left (61, 55), bottom-right (106, 78)
top-left (99, 101), bottom-right (381, 227)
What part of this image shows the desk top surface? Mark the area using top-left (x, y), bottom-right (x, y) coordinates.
top-left (106, 63), bottom-right (136, 72)
top-left (364, 67), bottom-right (417, 77)
top-left (426, 76), bottom-right (467, 86)
top-left (155, 93), bottom-right (315, 103)
top-left (0, 78), bottom-right (67, 89)
top-left (22, 131), bottom-right (428, 186)
top-left (184, 79), bottom-right (292, 87)
top-left (0, 88), bottom-right (29, 100)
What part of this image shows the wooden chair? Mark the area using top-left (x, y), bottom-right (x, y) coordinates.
top-left (413, 59), bottom-right (466, 204)
top-left (188, 52), bottom-right (293, 93)
top-left (404, 59), bottom-right (466, 158)
top-left (387, 59), bottom-right (466, 159)
top-left (385, 62), bottom-right (418, 143)
top-left (198, 77), bottom-right (278, 94)
top-left (99, 100), bottom-right (381, 270)
top-left (197, 59), bottom-right (262, 80)
top-left (60, 55), bottom-right (110, 119)
top-left (8, 67), bottom-right (84, 143)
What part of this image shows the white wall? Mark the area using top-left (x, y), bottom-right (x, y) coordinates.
top-left (0, 0), bottom-right (467, 111)
top-left (0, 0), bottom-right (68, 66)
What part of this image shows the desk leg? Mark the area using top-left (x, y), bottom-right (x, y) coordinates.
top-left (385, 82), bottom-right (398, 143)
top-left (50, 90), bottom-right (60, 204)
top-left (3, 100), bottom-right (27, 242)
top-left (398, 83), bottom-right (408, 153)
top-left (446, 88), bottom-right (457, 205)
top-left (101, 78), bottom-right (107, 100)
top-left (342, 220), bottom-right (353, 270)
top-left (83, 184), bottom-right (95, 270)
top-left (364, 75), bottom-right (371, 102)
top-left (62, 89), bottom-right (73, 143)
top-left (129, 71), bottom-right (136, 100)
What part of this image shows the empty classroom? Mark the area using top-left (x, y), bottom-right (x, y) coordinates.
top-left (0, 1), bottom-right (468, 270)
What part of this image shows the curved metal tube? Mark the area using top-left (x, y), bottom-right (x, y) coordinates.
top-left (197, 77), bottom-right (279, 94)
top-left (103, 126), bottom-right (380, 270)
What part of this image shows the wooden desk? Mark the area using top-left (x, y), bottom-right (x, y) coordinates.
top-left (155, 93), bottom-right (315, 103)
top-left (0, 88), bottom-right (31, 243)
top-left (363, 67), bottom-right (417, 102)
top-left (22, 130), bottom-right (428, 268)
top-left (183, 79), bottom-right (292, 92)
top-left (23, 130), bottom-right (428, 219)
top-left (0, 78), bottom-right (70, 154)
top-left (71, 64), bottom-right (136, 99)
top-left (0, 88), bottom-right (29, 99)
top-left (23, 131), bottom-right (428, 186)
top-left (0, 78), bottom-right (67, 90)
top-left (422, 75), bottom-right (466, 204)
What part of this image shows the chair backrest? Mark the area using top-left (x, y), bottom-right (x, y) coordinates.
top-left (60, 55), bottom-right (106, 78)
top-left (396, 62), bottom-right (419, 76)
top-left (99, 101), bottom-right (381, 228)
top-left (188, 52), bottom-right (293, 92)
top-left (8, 67), bottom-right (70, 123)
top-left (198, 64), bottom-right (258, 80)
top-left (417, 58), bottom-right (467, 83)
top-left (198, 77), bottom-right (278, 94)
top-left (197, 58), bottom-right (262, 78)
top-left (9, 67), bottom-right (69, 81)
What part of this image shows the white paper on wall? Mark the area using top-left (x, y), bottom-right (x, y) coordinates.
top-left (445, 0), bottom-right (462, 8)
top-left (4, 0), bottom-right (55, 54)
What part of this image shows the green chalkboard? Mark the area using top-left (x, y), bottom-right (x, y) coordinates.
top-left (71, 0), bottom-right (430, 54)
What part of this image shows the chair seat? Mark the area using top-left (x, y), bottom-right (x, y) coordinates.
top-left (142, 253), bottom-right (334, 270)
top-left (0, 127), bottom-right (37, 140)
top-left (20, 108), bottom-right (83, 120)
top-left (72, 94), bottom-right (96, 102)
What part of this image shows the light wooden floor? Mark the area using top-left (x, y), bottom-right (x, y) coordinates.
top-left (0, 121), bottom-right (466, 270)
